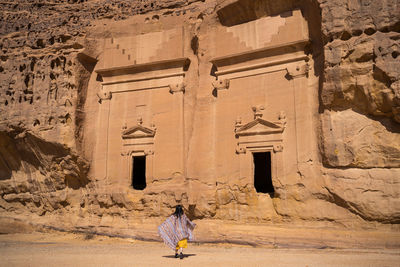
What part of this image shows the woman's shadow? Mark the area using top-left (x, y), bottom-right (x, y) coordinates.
top-left (162, 254), bottom-right (197, 259)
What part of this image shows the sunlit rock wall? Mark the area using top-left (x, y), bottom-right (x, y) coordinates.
top-left (0, 0), bottom-right (399, 235)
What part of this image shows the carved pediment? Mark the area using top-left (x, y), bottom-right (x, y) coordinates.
top-left (122, 125), bottom-right (156, 139)
top-left (235, 118), bottom-right (284, 136)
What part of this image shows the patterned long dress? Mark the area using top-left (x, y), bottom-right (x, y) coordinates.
top-left (158, 213), bottom-right (196, 250)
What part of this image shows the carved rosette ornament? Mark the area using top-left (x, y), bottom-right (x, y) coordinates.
top-left (169, 83), bottom-right (185, 94)
top-left (273, 144), bottom-right (283, 152)
top-left (212, 79), bottom-right (230, 90)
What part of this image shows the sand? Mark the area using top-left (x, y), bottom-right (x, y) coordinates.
top-left (0, 232), bottom-right (399, 267)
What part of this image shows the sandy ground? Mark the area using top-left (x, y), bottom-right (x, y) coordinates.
top-left (0, 232), bottom-right (399, 267)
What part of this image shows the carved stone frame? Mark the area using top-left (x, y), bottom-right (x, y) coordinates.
top-left (238, 140), bottom-right (283, 187)
top-left (124, 149), bottom-right (154, 190)
top-left (235, 113), bottom-right (285, 194)
top-left (121, 124), bottom-right (155, 188)
top-left (237, 140), bottom-right (284, 192)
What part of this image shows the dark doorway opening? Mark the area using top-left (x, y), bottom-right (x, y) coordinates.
top-left (253, 152), bottom-right (274, 194)
top-left (132, 156), bottom-right (146, 190)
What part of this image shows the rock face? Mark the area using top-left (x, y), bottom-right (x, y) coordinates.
top-left (322, 110), bottom-right (400, 168)
top-left (0, 126), bottom-right (89, 215)
top-left (320, 0), bottom-right (400, 169)
top-left (0, 0), bottom-right (399, 245)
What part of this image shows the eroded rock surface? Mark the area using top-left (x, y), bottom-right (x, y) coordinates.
top-left (0, 125), bottom-right (89, 215)
top-left (320, 0), bottom-right (400, 170)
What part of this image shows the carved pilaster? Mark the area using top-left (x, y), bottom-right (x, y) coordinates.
top-left (212, 79), bottom-right (230, 90)
top-left (286, 63), bottom-right (309, 79)
top-left (169, 83), bottom-right (185, 94)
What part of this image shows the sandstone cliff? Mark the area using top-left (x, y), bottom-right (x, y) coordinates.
top-left (0, 0), bottom-right (399, 247)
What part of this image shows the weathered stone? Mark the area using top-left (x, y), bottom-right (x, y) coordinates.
top-left (322, 168), bottom-right (400, 223)
top-left (321, 109), bottom-right (400, 168)
top-left (323, 32), bottom-right (400, 119)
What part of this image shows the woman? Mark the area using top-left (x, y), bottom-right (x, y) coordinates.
top-left (158, 205), bottom-right (196, 259)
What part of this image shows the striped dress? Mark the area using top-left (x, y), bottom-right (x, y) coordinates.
top-left (158, 213), bottom-right (196, 250)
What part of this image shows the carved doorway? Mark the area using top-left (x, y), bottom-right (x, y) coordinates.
top-left (131, 155), bottom-right (146, 190)
top-left (253, 151), bottom-right (274, 194)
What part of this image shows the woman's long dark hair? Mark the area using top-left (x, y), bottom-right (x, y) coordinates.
top-left (173, 205), bottom-right (184, 218)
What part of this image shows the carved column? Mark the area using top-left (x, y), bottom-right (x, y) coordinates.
top-left (236, 145), bottom-right (248, 181)
top-left (286, 61), bottom-right (312, 165)
top-left (212, 78), bottom-right (231, 181)
top-left (120, 151), bottom-right (130, 185)
top-left (93, 89), bottom-right (112, 180)
top-left (169, 83), bottom-right (185, 175)
top-left (144, 149), bottom-right (154, 184)
top-left (273, 144), bottom-right (284, 184)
